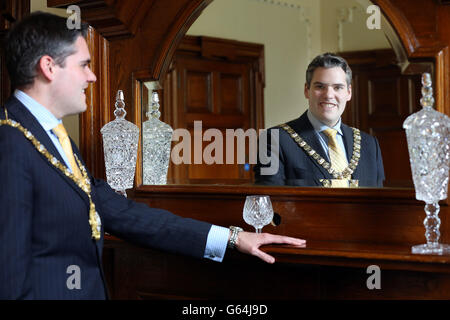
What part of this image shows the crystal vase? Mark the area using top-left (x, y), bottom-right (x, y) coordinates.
top-left (403, 73), bottom-right (450, 255)
top-left (142, 92), bottom-right (173, 184)
top-left (100, 90), bottom-right (140, 197)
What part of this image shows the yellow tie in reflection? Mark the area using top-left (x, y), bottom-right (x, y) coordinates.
top-left (323, 128), bottom-right (349, 187)
top-left (52, 123), bottom-right (82, 180)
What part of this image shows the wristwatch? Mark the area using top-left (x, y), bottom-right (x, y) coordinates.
top-left (227, 226), bottom-right (243, 249)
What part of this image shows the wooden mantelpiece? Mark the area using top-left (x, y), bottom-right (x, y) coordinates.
top-left (101, 186), bottom-right (450, 300)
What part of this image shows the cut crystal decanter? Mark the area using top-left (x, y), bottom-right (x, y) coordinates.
top-left (403, 73), bottom-right (450, 255)
top-left (100, 90), bottom-right (140, 197)
top-left (142, 92), bottom-right (173, 185)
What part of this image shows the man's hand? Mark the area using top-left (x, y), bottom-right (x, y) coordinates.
top-left (234, 231), bottom-right (306, 264)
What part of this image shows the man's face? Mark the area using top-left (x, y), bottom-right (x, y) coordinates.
top-left (52, 36), bottom-right (97, 118)
top-left (304, 67), bottom-right (351, 127)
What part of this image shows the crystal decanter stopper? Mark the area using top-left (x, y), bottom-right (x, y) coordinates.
top-left (142, 92), bottom-right (173, 184)
top-left (403, 73), bottom-right (450, 255)
top-left (100, 90), bottom-right (140, 197)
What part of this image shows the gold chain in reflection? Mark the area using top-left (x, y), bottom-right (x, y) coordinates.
top-left (279, 123), bottom-right (361, 180)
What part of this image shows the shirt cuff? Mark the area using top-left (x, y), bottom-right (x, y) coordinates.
top-left (203, 225), bottom-right (229, 262)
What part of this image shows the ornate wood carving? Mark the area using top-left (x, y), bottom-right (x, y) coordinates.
top-left (47, 0), bottom-right (157, 39)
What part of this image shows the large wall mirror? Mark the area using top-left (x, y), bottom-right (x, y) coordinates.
top-left (134, 0), bottom-right (432, 189)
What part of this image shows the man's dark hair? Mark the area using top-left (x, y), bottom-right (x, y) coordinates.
top-left (305, 52), bottom-right (352, 88)
top-left (4, 11), bottom-right (89, 89)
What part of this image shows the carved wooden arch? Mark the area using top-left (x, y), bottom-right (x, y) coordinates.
top-left (372, 0), bottom-right (449, 116)
top-left (48, 0), bottom-right (450, 178)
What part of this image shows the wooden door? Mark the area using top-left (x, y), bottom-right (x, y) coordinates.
top-left (164, 36), bottom-right (265, 184)
top-left (340, 49), bottom-right (425, 187)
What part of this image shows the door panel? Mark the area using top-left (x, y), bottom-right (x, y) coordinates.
top-left (164, 36), bottom-right (264, 184)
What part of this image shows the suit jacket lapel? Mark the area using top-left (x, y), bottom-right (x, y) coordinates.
top-left (287, 112), bottom-right (332, 178)
top-left (5, 97), bottom-right (90, 205)
top-left (341, 123), bottom-right (354, 163)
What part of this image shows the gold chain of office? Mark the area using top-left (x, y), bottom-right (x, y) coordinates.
top-left (0, 109), bottom-right (101, 240)
top-left (279, 123), bottom-right (361, 180)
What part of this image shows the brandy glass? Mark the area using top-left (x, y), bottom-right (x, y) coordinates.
top-left (243, 195), bottom-right (274, 233)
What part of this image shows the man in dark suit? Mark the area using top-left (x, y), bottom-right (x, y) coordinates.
top-left (0, 12), bottom-right (305, 300)
top-left (254, 53), bottom-right (384, 187)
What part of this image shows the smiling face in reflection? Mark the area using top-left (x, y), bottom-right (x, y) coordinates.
top-left (304, 67), bottom-right (352, 127)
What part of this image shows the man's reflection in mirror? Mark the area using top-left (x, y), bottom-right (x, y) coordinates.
top-left (254, 53), bottom-right (385, 187)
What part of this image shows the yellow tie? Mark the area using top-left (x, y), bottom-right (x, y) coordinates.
top-left (52, 123), bottom-right (82, 180)
top-left (323, 128), bottom-right (349, 187)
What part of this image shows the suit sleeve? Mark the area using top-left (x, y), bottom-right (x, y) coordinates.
top-left (91, 179), bottom-right (212, 259)
top-left (254, 128), bottom-right (286, 185)
top-left (0, 126), bottom-right (34, 299)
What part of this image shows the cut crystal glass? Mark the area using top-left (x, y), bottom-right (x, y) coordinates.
top-left (403, 73), bottom-right (450, 255)
top-left (243, 195), bottom-right (274, 233)
top-left (100, 90), bottom-right (139, 197)
top-left (142, 92), bottom-right (173, 185)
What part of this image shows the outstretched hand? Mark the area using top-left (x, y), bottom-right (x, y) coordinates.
top-left (234, 231), bottom-right (306, 264)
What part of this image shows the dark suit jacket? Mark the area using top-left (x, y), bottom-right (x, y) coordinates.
top-left (0, 97), bottom-right (212, 299)
top-left (254, 111), bottom-right (385, 187)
